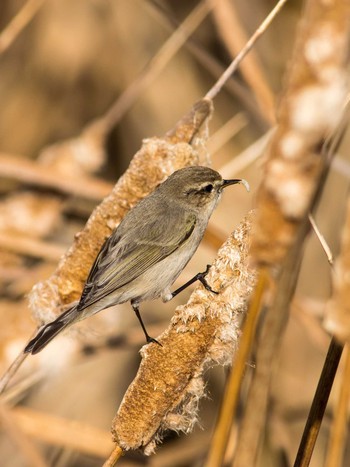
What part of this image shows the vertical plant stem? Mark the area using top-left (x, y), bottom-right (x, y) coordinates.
top-left (204, 269), bottom-right (268, 467)
top-left (233, 236), bottom-right (303, 467)
top-left (103, 445), bottom-right (123, 467)
top-left (325, 344), bottom-right (350, 467)
top-left (293, 337), bottom-right (343, 467)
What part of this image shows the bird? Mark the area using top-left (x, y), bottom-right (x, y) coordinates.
top-left (24, 166), bottom-right (248, 354)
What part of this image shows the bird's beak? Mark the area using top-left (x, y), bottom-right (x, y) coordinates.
top-left (222, 178), bottom-right (250, 192)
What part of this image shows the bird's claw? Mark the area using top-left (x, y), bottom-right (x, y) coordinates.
top-left (146, 336), bottom-right (162, 346)
top-left (197, 264), bottom-right (218, 295)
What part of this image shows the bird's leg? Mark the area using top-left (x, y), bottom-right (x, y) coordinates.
top-left (131, 303), bottom-right (162, 346)
top-left (170, 264), bottom-right (218, 299)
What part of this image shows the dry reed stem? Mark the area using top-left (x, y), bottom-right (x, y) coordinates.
top-left (210, 0), bottom-right (275, 123)
top-left (205, 268), bottom-right (269, 467)
top-left (219, 129), bottom-right (272, 179)
top-left (205, 0), bottom-right (288, 101)
top-left (97, 0), bottom-right (212, 135)
top-left (234, 241), bottom-right (303, 467)
top-left (28, 98), bottom-right (212, 322)
top-left (207, 113), bottom-right (248, 155)
top-left (147, 2), bottom-right (269, 131)
top-left (1, 372), bottom-right (44, 405)
top-left (0, 0), bottom-right (46, 55)
top-left (111, 213), bottom-right (256, 454)
top-left (324, 344), bottom-right (350, 467)
top-left (0, 232), bottom-right (66, 262)
top-left (293, 337), bottom-right (343, 467)
top-left (308, 213), bottom-right (334, 266)
top-left (251, 0), bottom-right (350, 268)
top-left (0, 351), bottom-right (30, 396)
top-left (325, 194), bottom-right (350, 341)
top-left (8, 406), bottom-right (115, 458)
top-left (103, 445), bottom-right (123, 467)
top-left (0, 153), bottom-right (112, 200)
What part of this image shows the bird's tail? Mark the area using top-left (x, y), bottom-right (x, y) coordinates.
top-left (24, 304), bottom-right (79, 355)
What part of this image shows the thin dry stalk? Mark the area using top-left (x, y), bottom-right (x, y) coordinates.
top-left (293, 338), bottom-right (343, 467)
top-left (146, 0), bottom-right (269, 130)
top-left (0, 153), bottom-right (112, 200)
top-left (205, 0), bottom-right (288, 101)
top-left (0, 404), bottom-right (48, 467)
top-left (210, 0), bottom-right (275, 123)
top-left (292, 298), bottom-right (329, 352)
top-left (111, 213), bottom-right (256, 454)
top-left (309, 214), bottom-right (334, 266)
top-left (1, 372), bottom-right (44, 405)
top-left (325, 344), bottom-right (350, 467)
top-left (95, 0), bottom-right (212, 134)
top-left (219, 129), bottom-right (273, 179)
top-left (204, 268), bottom-right (269, 467)
top-left (234, 237), bottom-right (304, 467)
top-left (207, 113), bottom-right (248, 155)
top-left (103, 445), bottom-right (124, 467)
top-left (10, 406), bottom-right (114, 458)
top-left (0, 349), bottom-right (30, 396)
top-left (326, 194), bottom-right (350, 340)
top-left (0, 0), bottom-right (46, 55)
top-left (0, 232), bottom-right (66, 262)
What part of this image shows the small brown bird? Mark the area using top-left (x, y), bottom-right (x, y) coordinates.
top-left (25, 166), bottom-right (249, 354)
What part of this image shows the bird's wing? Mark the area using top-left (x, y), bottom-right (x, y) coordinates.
top-left (78, 209), bottom-right (197, 308)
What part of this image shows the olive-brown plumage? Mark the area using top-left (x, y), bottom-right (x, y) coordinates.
top-left (25, 166), bottom-right (248, 354)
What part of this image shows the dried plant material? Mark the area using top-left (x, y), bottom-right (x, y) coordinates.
top-left (324, 344), bottom-right (350, 467)
top-left (28, 99), bottom-right (212, 324)
top-left (207, 113), bottom-right (248, 155)
top-left (103, 446), bottom-right (123, 467)
top-left (38, 120), bottom-right (107, 177)
top-left (205, 268), bottom-right (268, 467)
top-left (251, 0), bottom-right (350, 268)
top-left (293, 337), bottom-right (343, 467)
top-left (205, 0), bottom-right (288, 101)
top-left (111, 212), bottom-right (255, 454)
top-left (0, 153), bottom-right (112, 201)
top-left (10, 406), bottom-right (114, 458)
top-left (34, 0), bottom-right (212, 182)
top-left (96, 0), bottom-right (212, 134)
top-left (0, 0), bottom-right (46, 55)
top-left (309, 213), bottom-right (334, 266)
top-left (219, 129), bottom-right (272, 179)
top-left (0, 233), bottom-right (65, 262)
top-left (228, 1), bottom-right (350, 466)
top-left (0, 192), bottom-right (62, 238)
top-left (0, 300), bottom-right (32, 360)
top-left (145, 0), bottom-right (270, 131)
top-left (210, 0), bottom-right (275, 123)
top-left (325, 196), bottom-right (350, 341)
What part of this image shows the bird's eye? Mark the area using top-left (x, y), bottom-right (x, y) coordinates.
top-left (203, 184), bottom-right (213, 193)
